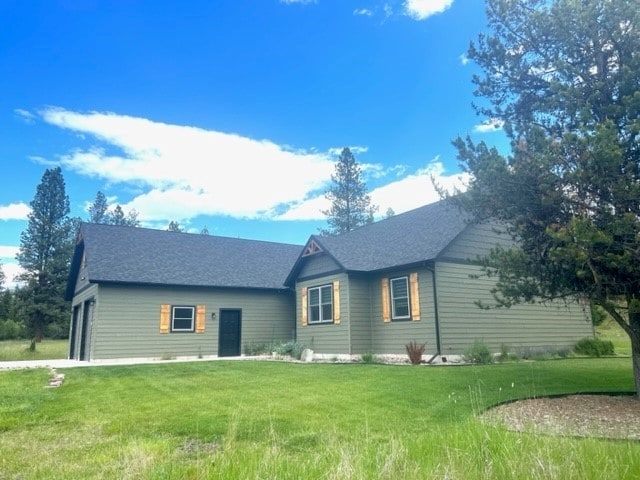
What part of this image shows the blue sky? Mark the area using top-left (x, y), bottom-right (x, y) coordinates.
top-left (0, 0), bottom-right (507, 286)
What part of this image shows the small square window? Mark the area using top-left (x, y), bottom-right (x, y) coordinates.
top-left (390, 277), bottom-right (410, 320)
top-left (172, 306), bottom-right (195, 332)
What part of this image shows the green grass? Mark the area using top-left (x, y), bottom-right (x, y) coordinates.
top-left (596, 318), bottom-right (632, 356)
top-left (0, 358), bottom-right (638, 479)
top-left (0, 339), bottom-right (68, 361)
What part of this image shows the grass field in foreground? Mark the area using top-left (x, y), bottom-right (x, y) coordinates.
top-left (0, 358), bottom-right (637, 479)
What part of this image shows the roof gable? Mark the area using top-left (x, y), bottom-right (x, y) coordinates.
top-left (67, 223), bottom-right (302, 297)
top-left (285, 200), bottom-right (471, 283)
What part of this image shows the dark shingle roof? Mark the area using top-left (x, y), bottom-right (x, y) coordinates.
top-left (72, 223), bottom-right (302, 291)
top-left (300, 200), bottom-right (470, 275)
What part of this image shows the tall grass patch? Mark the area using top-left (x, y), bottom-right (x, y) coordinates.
top-left (0, 339), bottom-right (68, 361)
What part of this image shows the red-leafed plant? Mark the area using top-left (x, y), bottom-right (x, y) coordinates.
top-left (405, 341), bottom-right (425, 365)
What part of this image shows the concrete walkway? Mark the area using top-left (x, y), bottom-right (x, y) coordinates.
top-left (0, 355), bottom-right (250, 371)
top-left (0, 359), bottom-right (87, 370)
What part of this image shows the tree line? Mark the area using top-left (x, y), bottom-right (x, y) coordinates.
top-left (0, 170), bottom-right (143, 343)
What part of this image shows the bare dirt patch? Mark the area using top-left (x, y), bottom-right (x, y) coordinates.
top-left (480, 394), bottom-right (640, 440)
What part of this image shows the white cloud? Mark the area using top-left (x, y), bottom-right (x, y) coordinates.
top-left (40, 108), bottom-right (335, 221)
top-left (39, 107), bottom-right (470, 226)
top-left (370, 160), bottom-right (468, 214)
top-left (15, 108), bottom-right (36, 124)
top-left (354, 8), bottom-right (373, 16)
top-left (460, 53), bottom-right (470, 65)
top-left (0, 202), bottom-right (30, 221)
top-left (473, 119), bottom-right (505, 133)
top-left (276, 195), bottom-right (329, 221)
top-left (277, 159), bottom-right (469, 220)
top-left (1, 262), bottom-right (24, 290)
top-left (404, 0), bottom-right (454, 20)
top-left (0, 249), bottom-right (22, 290)
top-left (0, 246), bottom-right (19, 259)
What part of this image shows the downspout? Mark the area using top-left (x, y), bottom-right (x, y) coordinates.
top-left (425, 264), bottom-right (442, 364)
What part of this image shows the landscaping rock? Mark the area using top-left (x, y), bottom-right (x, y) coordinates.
top-left (46, 368), bottom-right (65, 388)
top-left (300, 348), bottom-right (314, 362)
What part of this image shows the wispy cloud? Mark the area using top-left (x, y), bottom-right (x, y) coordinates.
top-left (14, 108), bottom-right (36, 124)
top-left (28, 155), bottom-right (59, 166)
top-left (473, 119), bottom-right (504, 133)
top-left (354, 8), bottom-right (373, 16)
top-left (277, 159), bottom-right (468, 220)
top-left (327, 145), bottom-right (369, 156)
top-left (404, 0), bottom-right (454, 20)
top-left (459, 53), bottom-right (470, 65)
top-left (40, 108), bottom-right (336, 222)
top-left (0, 202), bottom-right (30, 221)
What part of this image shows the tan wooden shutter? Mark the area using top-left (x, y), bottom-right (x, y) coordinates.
top-left (381, 278), bottom-right (390, 323)
top-left (409, 272), bottom-right (420, 321)
top-left (301, 287), bottom-right (308, 326)
top-left (196, 304), bottom-right (206, 333)
top-left (160, 304), bottom-right (170, 334)
top-left (333, 280), bottom-right (341, 324)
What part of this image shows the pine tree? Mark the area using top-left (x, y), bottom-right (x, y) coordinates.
top-left (16, 167), bottom-right (73, 342)
top-left (87, 191), bottom-right (140, 227)
top-left (167, 221), bottom-right (183, 232)
top-left (454, 0), bottom-right (640, 395)
top-left (321, 147), bottom-right (377, 235)
top-left (108, 205), bottom-right (140, 227)
top-left (88, 191), bottom-right (109, 223)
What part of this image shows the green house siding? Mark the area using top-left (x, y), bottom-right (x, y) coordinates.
top-left (298, 253), bottom-right (341, 279)
top-left (370, 267), bottom-right (438, 355)
top-left (78, 284), bottom-right (294, 360)
top-left (296, 273), bottom-right (350, 354)
top-left (439, 220), bottom-right (513, 261)
top-left (435, 262), bottom-right (593, 355)
top-left (297, 268), bottom-right (438, 356)
top-left (348, 274), bottom-right (373, 354)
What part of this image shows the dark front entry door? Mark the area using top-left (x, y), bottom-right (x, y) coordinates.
top-left (218, 309), bottom-right (241, 357)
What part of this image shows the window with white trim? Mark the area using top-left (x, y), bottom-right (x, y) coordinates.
top-left (308, 284), bottom-right (333, 324)
top-left (390, 276), bottom-right (410, 320)
top-left (172, 306), bottom-right (195, 332)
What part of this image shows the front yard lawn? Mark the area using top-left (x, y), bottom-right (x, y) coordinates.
top-left (0, 358), bottom-right (637, 479)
